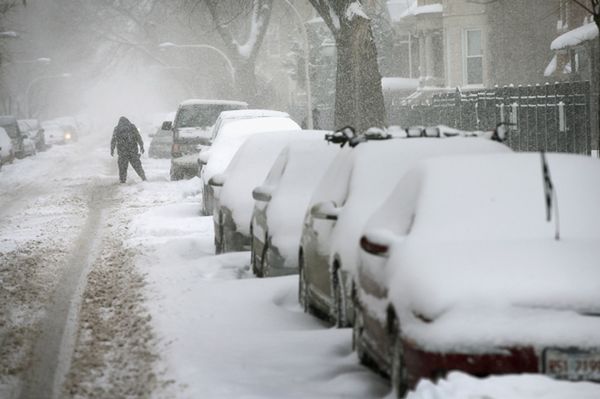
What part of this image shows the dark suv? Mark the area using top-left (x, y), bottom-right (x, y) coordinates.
top-left (163, 99), bottom-right (247, 180)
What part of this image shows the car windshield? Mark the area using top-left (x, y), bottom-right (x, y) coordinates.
top-left (0, 122), bottom-right (19, 138)
top-left (175, 104), bottom-right (245, 129)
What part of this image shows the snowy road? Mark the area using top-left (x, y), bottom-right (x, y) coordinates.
top-left (3, 134), bottom-right (598, 399)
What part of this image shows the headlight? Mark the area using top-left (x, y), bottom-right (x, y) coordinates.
top-left (64, 132), bottom-right (72, 140)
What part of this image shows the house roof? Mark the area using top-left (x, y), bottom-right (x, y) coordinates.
top-left (551, 22), bottom-right (599, 50)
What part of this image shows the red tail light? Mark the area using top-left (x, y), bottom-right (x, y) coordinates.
top-left (360, 235), bottom-right (389, 256)
top-left (172, 143), bottom-right (180, 154)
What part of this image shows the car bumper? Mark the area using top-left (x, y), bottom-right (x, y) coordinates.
top-left (402, 338), bottom-right (600, 389)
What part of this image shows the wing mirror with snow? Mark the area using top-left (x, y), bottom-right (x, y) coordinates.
top-left (208, 173), bottom-right (226, 187)
top-left (310, 201), bottom-right (340, 221)
top-left (198, 151), bottom-right (210, 165)
top-left (161, 121), bottom-right (172, 131)
top-left (252, 186), bottom-right (273, 202)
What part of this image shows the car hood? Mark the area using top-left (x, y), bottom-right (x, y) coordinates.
top-left (387, 239), bottom-right (600, 324)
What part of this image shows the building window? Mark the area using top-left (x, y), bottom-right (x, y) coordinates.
top-left (465, 29), bottom-right (483, 85)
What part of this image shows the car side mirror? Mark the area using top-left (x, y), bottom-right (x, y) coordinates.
top-left (198, 151), bottom-right (210, 165)
top-left (161, 121), bottom-right (172, 131)
top-left (310, 201), bottom-right (340, 221)
top-left (360, 229), bottom-right (399, 257)
top-left (252, 186), bottom-right (272, 202)
top-left (208, 174), bottom-right (226, 187)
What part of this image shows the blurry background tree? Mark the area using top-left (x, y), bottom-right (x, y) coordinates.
top-left (203, 0), bottom-right (274, 105)
top-left (308, 0), bottom-right (386, 132)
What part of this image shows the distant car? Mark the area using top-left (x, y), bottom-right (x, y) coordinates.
top-left (356, 153), bottom-right (600, 396)
top-left (163, 99), bottom-right (248, 180)
top-left (148, 127), bottom-right (173, 158)
top-left (299, 137), bottom-right (511, 328)
top-left (0, 115), bottom-right (28, 158)
top-left (0, 126), bottom-right (14, 168)
top-left (212, 130), bottom-right (322, 254)
top-left (18, 119), bottom-right (46, 151)
top-left (42, 119), bottom-right (77, 145)
top-left (250, 136), bottom-right (338, 277)
top-left (199, 116), bottom-right (301, 216)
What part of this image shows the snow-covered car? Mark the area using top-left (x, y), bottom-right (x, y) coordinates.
top-left (148, 127), bottom-right (172, 158)
top-left (18, 119), bottom-right (46, 151)
top-left (199, 116), bottom-right (301, 216)
top-left (212, 130), bottom-right (321, 254)
top-left (250, 136), bottom-right (339, 277)
top-left (299, 137), bottom-right (511, 328)
top-left (209, 109), bottom-right (290, 144)
top-left (356, 153), bottom-right (600, 396)
top-left (164, 99), bottom-right (248, 180)
top-left (0, 115), bottom-right (28, 158)
top-left (0, 126), bottom-right (14, 168)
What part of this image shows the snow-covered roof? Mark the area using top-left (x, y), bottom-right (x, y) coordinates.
top-left (551, 22), bottom-right (599, 50)
top-left (382, 77), bottom-right (419, 92)
top-left (389, 1), bottom-right (442, 22)
top-left (179, 99), bottom-right (248, 107)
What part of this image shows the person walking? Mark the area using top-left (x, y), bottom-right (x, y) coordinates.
top-left (110, 116), bottom-right (147, 183)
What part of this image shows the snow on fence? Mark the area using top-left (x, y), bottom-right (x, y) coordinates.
top-left (391, 81), bottom-right (592, 154)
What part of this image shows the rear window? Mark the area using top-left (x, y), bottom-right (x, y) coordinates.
top-left (175, 104), bottom-right (246, 129)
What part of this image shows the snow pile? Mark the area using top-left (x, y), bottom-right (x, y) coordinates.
top-left (374, 153), bottom-right (600, 350)
top-left (177, 126), bottom-right (212, 140)
top-left (262, 139), bottom-right (339, 266)
top-left (202, 117), bottom-right (301, 185)
top-left (406, 372), bottom-right (600, 399)
top-left (219, 131), bottom-right (324, 236)
top-left (551, 22), bottom-right (599, 50)
top-left (210, 109), bottom-right (290, 142)
top-left (396, 1), bottom-right (443, 21)
top-left (345, 1), bottom-right (369, 20)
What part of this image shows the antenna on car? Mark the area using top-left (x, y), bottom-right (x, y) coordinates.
top-left (540, 152), bottom-right (560, 241)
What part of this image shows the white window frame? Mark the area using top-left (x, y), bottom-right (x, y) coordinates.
top-left (463, 28), bottom-right (484, 88)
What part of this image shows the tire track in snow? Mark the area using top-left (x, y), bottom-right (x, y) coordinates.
top-left (18, 181), bottom-right (116, 399)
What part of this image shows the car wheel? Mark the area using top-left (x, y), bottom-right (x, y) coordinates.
top-left (298, 252), bottom-right (309, 312)
top-left (332, 265), bottom-right (347, 327)
top-left (390, 321), bottom-right (408, 397)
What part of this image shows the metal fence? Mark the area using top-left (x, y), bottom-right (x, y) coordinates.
top-left (389, 81), bottom-right (592, 154)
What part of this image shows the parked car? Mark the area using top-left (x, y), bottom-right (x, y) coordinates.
top-left (0, 126), bottom-right (14, 168)
top-left (212, 130), bottom-right (320, 254)
top-left (18, 119), bottom-right (47, 151)
top-left (299, 137), bottom-right (511, 328)
top-left (356, 152), bottom-right (600, 396)
top-left (209, 109), bottom-right (290, 144)
top-left (250, 137), bottom-right (338, 277)
top-left (148, 126), bottom-right (173, 158)
top-left (199, 116), bottom-right (301, 216)
top-left (163, 99), bottom-right (248, 180)
top-left (0, 115), bottom-right (28, 158)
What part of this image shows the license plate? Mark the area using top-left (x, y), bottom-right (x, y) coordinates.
top-left (544, 348), bottom-right (600, 381)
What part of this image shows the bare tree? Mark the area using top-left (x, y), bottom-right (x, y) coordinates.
top-left (308, 0), bottom-right (386, 132)
top-left (204, 0), bottom-right (273, 104)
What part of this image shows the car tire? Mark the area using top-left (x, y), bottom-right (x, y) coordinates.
top-left (332, 265), bottom-right (347, 328)
top-left (390, 319), bottom-right (408, 398)
top-left (298, 252), bottom-right (309, 313)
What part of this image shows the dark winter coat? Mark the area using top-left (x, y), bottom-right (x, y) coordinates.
top-left (111, 117), bottom-right (144, 157)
